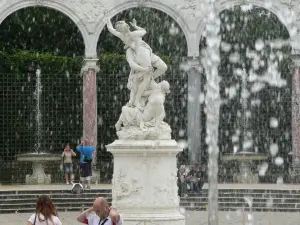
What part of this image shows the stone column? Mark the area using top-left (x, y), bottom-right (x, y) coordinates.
top-left (187, 56), bottom-right (202, 164)
top-left (81, 58), bottom-right (100, 183)
top-left (292, 54), bottom-right (300, 160)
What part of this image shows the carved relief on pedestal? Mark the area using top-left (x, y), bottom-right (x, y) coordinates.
top-left (112, 167), bottom-right (144, 207)
top-left (135, 156), bottom-right (161, 169)
top-left (69, 0), bottom-right (108, 23)
top-left (153, 172), bottom-right (180, 207)
top-left (113, 155), bottom-right (180, 208)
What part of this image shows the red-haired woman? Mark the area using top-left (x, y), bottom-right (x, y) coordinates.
top-left (27, 195), bottom-right (62, 225)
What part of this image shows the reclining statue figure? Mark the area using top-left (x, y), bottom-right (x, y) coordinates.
top-left (115, 81), bottom-right (171, 139)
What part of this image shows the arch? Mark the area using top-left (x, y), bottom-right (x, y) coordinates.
top-left (0, 0), bottom-right (89, 55)
top-left (93, 1), bottom-right (191, 56)
top-left (196, 0), bottom-right (293, 48)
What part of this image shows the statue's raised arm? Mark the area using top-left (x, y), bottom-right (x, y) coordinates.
top-left (129, 19), bottom-right (147, 38)
top-left (106, 19), bottom-right (122, 39)
top-left (107, 19), bottom-right (148, 48)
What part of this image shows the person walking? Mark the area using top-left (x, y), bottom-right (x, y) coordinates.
top-left (61, 143), bottom-right (76, 184)
top-left (27, 195), bottom-right (62, 225)
top-left (76, 139), bottom-right (95, 189)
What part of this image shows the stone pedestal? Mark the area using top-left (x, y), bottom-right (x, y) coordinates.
top-left (233, 161), bottom-right (259, 184)
top-left (17, 153), bottom-right (61, 184)
top-left (106, 140), bottom-right (185, 225)
top-left (26, 162), bottom-right (51, 184)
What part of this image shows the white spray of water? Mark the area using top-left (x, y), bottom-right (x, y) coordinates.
top-left (202, 0), bottom-right (221, 224)
top-left (34, 69), bottom-right (42, 152)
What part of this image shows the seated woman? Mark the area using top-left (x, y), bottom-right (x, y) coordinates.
top-left (27, 195), bottom-right (62, 225)
top-left (186, 164), bottom-right (204, 193)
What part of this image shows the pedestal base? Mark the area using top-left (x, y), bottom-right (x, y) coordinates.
top-left (118, 212), bottom-right (185, 225)
top-left (25, 162), bottom-right (51, 184)
top-left (90, 167), bottom-right (100, 184)
top-left (106, 140), bottom-right (185, 225)
top-left (233, 161), bottom-right (259, 184)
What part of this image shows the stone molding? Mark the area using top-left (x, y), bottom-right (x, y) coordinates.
top-left (1, 0), bottom-right (299, 58)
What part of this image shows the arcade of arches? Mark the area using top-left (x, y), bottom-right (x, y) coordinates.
top-left (1, 0), bottom-right (300, 179)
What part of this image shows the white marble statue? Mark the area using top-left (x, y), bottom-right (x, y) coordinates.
top-left (107, 18), bottom-right (171, 139)
top-left (115, 80), bottom-right (171, 139)
top-left (107, 18), bottom-right (167, 110)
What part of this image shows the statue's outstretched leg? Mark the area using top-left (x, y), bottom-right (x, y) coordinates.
top-left (152, 58), bottom-right (167, 79)
top-left (134, 73), bottom-right (152, 110)
top-left (127, 89), bottom-right (136, 107)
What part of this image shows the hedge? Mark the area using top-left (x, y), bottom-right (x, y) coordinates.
top-left (0, 51), bottom-right (172, 74)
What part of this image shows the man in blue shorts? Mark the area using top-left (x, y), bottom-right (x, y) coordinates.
top-left (76, 139), bottom-right (95, 189)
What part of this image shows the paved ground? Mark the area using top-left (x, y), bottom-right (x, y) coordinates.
top-left (1, 183), bottom-right (300, 224)
top-left (2, 211), bottom-right (300, 225)
top-left (1, 183), bottom-right (300, 191)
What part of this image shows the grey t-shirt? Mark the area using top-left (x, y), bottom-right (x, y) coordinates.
top-left (61, 150), bottom-right (76, 163)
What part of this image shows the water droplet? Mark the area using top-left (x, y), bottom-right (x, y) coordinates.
top-left (255, 39), bottom-right (265, 51)
top-left (266, 197), bottom-right (273, 208)
top-left (258, 162), bottom-right (268, 176)
top-left (178, 140), bottom-right (188, 149)
top-left (275, 157), bottom-right (284, 166)
top-left (276, 176), bottom-right (284, 184)
top-left (270, 117), bottom-right (279, 128)
top-left (270, 143), bottom-right (278, 157)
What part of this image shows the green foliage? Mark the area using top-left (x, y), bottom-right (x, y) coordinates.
top-left (0, 50), bottom-right (172, 74)
top-left (10, 51), bottom-right (83, 73)
top-left (0, 7), bottom-right (84, 56)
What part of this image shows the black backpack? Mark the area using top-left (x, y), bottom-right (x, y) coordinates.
top-left (71, 183), bottom-right (84, 194)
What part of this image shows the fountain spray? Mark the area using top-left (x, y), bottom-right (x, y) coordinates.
top-left (34, 68), bottom-right (42, 153)
top-left (202, 0), bottom-right (221, 225)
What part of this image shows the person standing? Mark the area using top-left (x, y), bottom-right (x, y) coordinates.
top-left (61, 143), bottom-right (76, 184)
top-left (27, 195), bottom-right (62, 225)
top-left (177, 165), bottom-right (187, 197)
top-left (76, 197), bottom-right (123, 225)
top-left (76, 140), bottom-right (95, 189)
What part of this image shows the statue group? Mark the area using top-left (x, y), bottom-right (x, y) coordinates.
top-left (107, 18), bottom-right (172, 140)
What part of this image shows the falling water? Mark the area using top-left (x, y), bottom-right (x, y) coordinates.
top-left (34, 69), bottom-right (42, 153)
top-left (240, 69), bottom-right (252, 152)
top-left (202, 0), bottom-right (221, 225)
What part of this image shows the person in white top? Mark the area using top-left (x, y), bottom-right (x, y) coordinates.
top-left (61, 143), bottom-right (76, 184)
top-left (27, 195), bottom-right (62, 225)
top-left (76, 197), bottom-right (123, 225)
